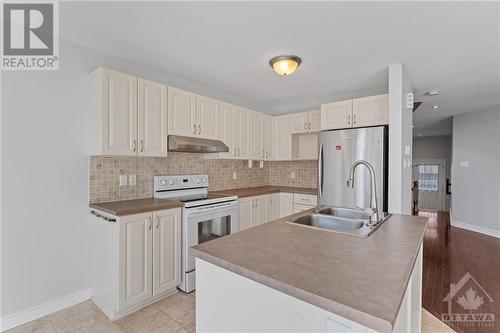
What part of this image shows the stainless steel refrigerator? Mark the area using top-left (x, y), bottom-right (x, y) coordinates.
top-left (318, 126), bottom-right (388, 212)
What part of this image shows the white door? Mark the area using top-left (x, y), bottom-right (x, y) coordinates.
top-left (153, 208), bottom-right (181, 296)
top-left (238, 198), bottom-right (253, 231)
top-left (102, 69), bottom-right (138, 155)
top-left (219, 102), bottom-right (235, 159)
top-left (279, 193), bottom-right (294, 218)
top-left (321, 100), bottom-right (352, 130)
top-left (237, 108), bottom-right (250, 160)
top-left (289, 112), bottom-right (309, 134)
top-left (308, 110), bottom-right (321, 132)
top-left (138, 78), bottom-right (168, 157)
top-left (413, 161), bottom-right (445, 211)
top-left (352, 94), bottom-right (388, 127)
top-left (263, 115), bottom-right (275, 160)
top-left (167, 87), bottom-right (196, 137)
top-left (250, 111), bottom-right (264, 160)
top-left (119, 213), bottom-right (153, 310)
top-left (274, 115), bottom-right (291, 160)
top-left (197, 95), bottom-right (220, 140)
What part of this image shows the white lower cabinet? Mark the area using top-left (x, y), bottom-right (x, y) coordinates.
top-left (92, 208), bottom-right (181, 320)
top-left (293, 193), bottom-right (317, 213)
top-left (266, 193), bottom-right (280, 221)
top-left (279, 193), bottom-right (294, 218)
top-left (238, 198), bottom-right (253, 231)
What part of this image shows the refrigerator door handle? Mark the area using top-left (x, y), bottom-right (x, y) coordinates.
top-left (318, 141), bottom-right (324, 198)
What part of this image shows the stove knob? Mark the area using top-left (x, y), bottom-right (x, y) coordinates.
top-left (202, 178), bottom-right (207, 183)
top-left (160, 179), bottom-right (167, 185)
top-left (196, 178), bottom-right (201, 184)
top-left (168, 179), bottom-right (174, 185)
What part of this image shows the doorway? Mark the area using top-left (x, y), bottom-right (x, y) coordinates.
top-left (413, 159), bottom-right (446, 211)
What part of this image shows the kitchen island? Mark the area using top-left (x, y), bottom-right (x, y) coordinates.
top-left (191, 210), bottom-right (428, 333)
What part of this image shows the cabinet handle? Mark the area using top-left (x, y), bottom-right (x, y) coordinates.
top-left (262, 150), bottom-right (265, 158)
top-left (353, 114), bottom-right (357, 125)
top-left (237, 148), bottom-right (240, 156)
top-left (147, 217), bottom-right (152, 230)
top-left (198, 124), bottom-right (201, 135)
top-left (304, 122), bottom-right (307, 130)
top-left (132, 139), bottom-right (137, 152)
top-left (155, 216), bottom-right (159, 229)
top-left (233, 147), bottom-right (236, 157)
top-left (347, 114), bottom-right (351, 126)
top-left (308, 122), bottom-right (311, 131)
top-left (193, 124), bottom-right (197, 134)
top-left (140, 139), bottom-right (144, 152)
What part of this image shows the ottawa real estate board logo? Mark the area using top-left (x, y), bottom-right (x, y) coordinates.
top-left (442, 272), bottom-right (495, 328)
top-left (1, 1), bottom-right (59, 70)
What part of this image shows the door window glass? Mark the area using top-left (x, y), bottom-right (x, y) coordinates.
top-left (418, 165), bottom-right (439, 191)
top-left (198, 216), bottom-right (230, 244)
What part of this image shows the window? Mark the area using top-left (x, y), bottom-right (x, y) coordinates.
top-left (418, 165), bottom-right (439, 191)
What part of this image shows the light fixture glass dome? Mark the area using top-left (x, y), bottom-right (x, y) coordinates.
top-left (269, 55), bottom-right (302, 76)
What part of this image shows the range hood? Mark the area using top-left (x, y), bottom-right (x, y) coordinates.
top-left (168, 135), bottom-right (229, 153)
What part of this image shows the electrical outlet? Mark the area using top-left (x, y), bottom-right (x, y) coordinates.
top-left (232, 172), bottom-right (237, 180)
top-left (291, 171), bottom-right (295, 179)
top-left (129, 175), bottom-right (136, 185)
top-left (119, 175), bottom-right (128, 186)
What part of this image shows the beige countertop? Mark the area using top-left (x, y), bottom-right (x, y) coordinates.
top-left (89, 198), bottom-right (184, 216)
top-left (191, 211), bottom-right (428, 332)
top-left (210, 185), bottom-right (317, 198)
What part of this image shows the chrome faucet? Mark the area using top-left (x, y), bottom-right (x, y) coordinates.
top-left (347, 160), bottom-right (379, 225)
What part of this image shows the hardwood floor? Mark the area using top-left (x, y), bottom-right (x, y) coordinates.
top-left (422, 210), bottom-right (500, 333)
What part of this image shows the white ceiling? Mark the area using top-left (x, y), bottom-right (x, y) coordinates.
top-left (59, 1), bottom-right (499, 136)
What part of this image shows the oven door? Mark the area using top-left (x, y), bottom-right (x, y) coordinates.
top-left (184, 200), bottom-right (238, 273)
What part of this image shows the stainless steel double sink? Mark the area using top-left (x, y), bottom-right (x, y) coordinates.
top-left (287, 206), bottom-right (391, 237)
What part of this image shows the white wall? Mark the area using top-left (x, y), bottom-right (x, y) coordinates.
top-left (388, 64), bottom-right (413, 214)
top-left (413, 135), bottom-right (452, 211)
top-left (0, 40), bottom-right (254, 326)
top-left (451, 108), bottom-right (500, 236)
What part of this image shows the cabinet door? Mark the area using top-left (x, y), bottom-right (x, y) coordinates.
top-left (238, 198), bottom-right (253, 231)
top-left (237, 108), bottom-right (250, 159)
top-left (308, 110), bottom-right (321, 132)
top-left (266, 193), bottom-right (280, 222)
top-left (167, 87), bottom-right (196, 137)
top-left (321, 100), bottom-right (352, 130)
top-left (153, 208), bottom-right (181, 296)
top-left (352, 94), bottom-right (388, 127)
top-left (219, 102), bottom-right (235, 159)
top-left (289, 112), bottom-right (309, 134)
top-left (263, 115), bottom-right (275, 160)
top-left (274, 115), bottom-right (291, 160)
top-left (138, 78), bottom-right (168, 157)
top-left (279, 193), bottom-right (294, 218)
top-left (102, 69), bottom-right (138, 155)
top-left (119, 213), bottom-right (153, 310)
top-left (197, 95), bottom-right (220, 140)
top-left (251, 196), bottom-right (267, 226)
top-left (249, 111), bottom-right (264, 160)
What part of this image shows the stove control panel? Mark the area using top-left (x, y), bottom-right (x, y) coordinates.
top-left (154, 174), bottom-right (209, 191)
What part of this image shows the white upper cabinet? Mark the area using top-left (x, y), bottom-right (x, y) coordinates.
top-left (290, 110), bottom-right (321, 134)
top-left (92, 68), bottom-right (138, 155)
top-left (152, 208), bottom-right (181, 296)
top-left (249, 110), bottom-right (264, 160)
top-left (290, 112), bottom-right (309, 134)
top-left (321, 100), bottom-right (353, 130)
top-left (138, 78), bottom-right (168, 156)
top-left (308, 110), bottom-right (321, 132)
top-left (274, 115), bottom-right (292, 160)
top-left (167, 87), bottom-right (197, 137)
top-left (219, 102), bottom-right (235, 158)
top-left (196, 95), bottom-right (220, 140)
top-left (263, 114), bottom-right (275, 160)
top-left (236, 107), bottom-right (250, 160)
top-left (352, 94), bottom-right (388, 127)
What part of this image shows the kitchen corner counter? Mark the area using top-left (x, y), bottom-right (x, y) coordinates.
top-left (191, 212), bottom-right (428, 332)
top-left (210, 185), bottom-right (317, 198)
top-left (89, 198), bottom-right (184, 216)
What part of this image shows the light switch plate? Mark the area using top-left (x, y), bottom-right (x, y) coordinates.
top-left (406, 92), bottom-right (414, 109)
top-left (291, 171), bottom-right (296, 179)
top-left (119, 175), bottom-right (128, 186)
top-left (460, 161), bottom-right (470, 168)
top-left (232, 172), bottom-right (237, 180)
top-left (129, 175), bottom-right (136, 185)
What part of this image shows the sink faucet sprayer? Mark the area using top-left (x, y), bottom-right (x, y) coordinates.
top-left (347, 160), bottom-right (379, 225)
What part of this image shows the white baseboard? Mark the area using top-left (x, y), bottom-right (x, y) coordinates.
top-left (0, 288), bottom-right (92, 332)
top-left (451, 219), bottom-right (500, 239)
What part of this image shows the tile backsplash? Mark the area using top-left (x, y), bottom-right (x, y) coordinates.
top-left (89, 153), bottom-right (317, 203)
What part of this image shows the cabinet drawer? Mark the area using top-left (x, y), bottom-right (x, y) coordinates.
top-left (293, 193), bottom-right (317, 206)
top-left (294, 203), bottom-right (315, 214)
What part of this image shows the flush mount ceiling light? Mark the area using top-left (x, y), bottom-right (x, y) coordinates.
top-left (425, 90), bottom-right (440, 96)
top-left (430, 105), bottom-right (439, 110)
top-left (269, 55), bottom-right (302, 76)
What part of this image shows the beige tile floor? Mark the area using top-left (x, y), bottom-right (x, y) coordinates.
top-left (7, 291), bottom-right (454, 333)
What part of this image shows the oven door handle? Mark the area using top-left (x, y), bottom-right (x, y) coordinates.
top-left (186, 201), bottom-right (237, 214)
